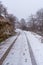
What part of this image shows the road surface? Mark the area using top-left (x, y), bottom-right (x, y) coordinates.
top-left (1, 30), bottom-right (43, 65)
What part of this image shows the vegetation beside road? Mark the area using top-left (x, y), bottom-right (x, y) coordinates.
top-left (0, 2), bottom-right (17, 42)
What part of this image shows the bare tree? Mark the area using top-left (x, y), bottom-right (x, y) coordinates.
top-left (0, 1), bottom-right (3, 16)
top-left (28, 15), bottom-right (37, 31)
top-left (20, 18), bottom-right (27, 30)
top-left (0, 1), bottom-right (8, 17)
top-left (36, 8), bottom-right (43, 32)
top-left (7, 14), bottom-right (17, 30)
top-left (3, 7), bottom-right (8, 17)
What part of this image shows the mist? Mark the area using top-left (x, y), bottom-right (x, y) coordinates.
top-left (1, 0), bottom-right (43, 20)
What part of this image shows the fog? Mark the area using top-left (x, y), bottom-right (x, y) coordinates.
top-left (1, 0), bottom-right (43, 20)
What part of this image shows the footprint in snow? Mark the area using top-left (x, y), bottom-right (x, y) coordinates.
top-left (25, 49), bottom-right (27, 51)
top-left (6, 62), bottom-right (9, 65)
top-left (25, 59), bottom-right (27, 62)
top-left (23, 53), bottom-right (25, 55)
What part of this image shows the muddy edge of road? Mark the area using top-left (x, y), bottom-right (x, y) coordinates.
top-left (0, 33), bottom-right (20, 65)
top-left (24, 32), bottom-right (37, 65)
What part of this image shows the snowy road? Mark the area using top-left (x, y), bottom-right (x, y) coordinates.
top-left (2, 32), bottom-right (32, 65)
top-left (25, 33), bottom-right (37, 65)
top-left (2, 30), bottom-right (43, 65)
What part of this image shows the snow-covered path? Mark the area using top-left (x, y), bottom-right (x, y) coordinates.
top-left (25, 31), bottom-right (43, 65)
top-left (2, 30), bottom-right (43, 65)
top-left (2, 32), bottom-right (32, 65)
top-left (25, 32), bottom-right (37, 65)
top-left (0, 36), bottom-right (17, 59)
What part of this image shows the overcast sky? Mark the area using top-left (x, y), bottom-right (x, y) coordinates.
top-left (1, 0), bottom-right (43, 20)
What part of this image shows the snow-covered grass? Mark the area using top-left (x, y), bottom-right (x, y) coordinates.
top-left (31, 32), bottom-right (42, 42)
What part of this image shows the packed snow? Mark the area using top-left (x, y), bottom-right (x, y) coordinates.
top-left (1, 29), bottom-right (43, 65)
top-left (2, 32), bottom-right (32, 65)
top-left (25, 31), bottom-right (43, 65)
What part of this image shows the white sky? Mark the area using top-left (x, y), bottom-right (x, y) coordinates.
top-left (1, 0), bottom-right (43, 20)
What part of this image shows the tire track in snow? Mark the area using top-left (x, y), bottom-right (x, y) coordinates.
top-left (24, 32), bottom-right (37, 65)
top-left (0, 33), bottom-right (20, 65)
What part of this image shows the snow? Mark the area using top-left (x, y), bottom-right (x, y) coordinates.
top-left (2, 32), bottom-right (32, 65)
top-left (1, 29), bottom-right (43, 65)
top-left (0, 36), bottom-right (17, 59)
top-left (31, 32), bottom-right (42, 42)
top-left (25, 31), bottom-right (43, 65)
top-left (15, 29), bottom-right (22, 33)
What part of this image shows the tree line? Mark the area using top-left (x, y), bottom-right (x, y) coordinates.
top-left (0, 1), bottom-right (17, 29)
top-left (18, 8), bottom-right (43, 35)
top-left (0, 1), bottom-right (17, 42)
top-left (0, 1), bottom-right (43, 35)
